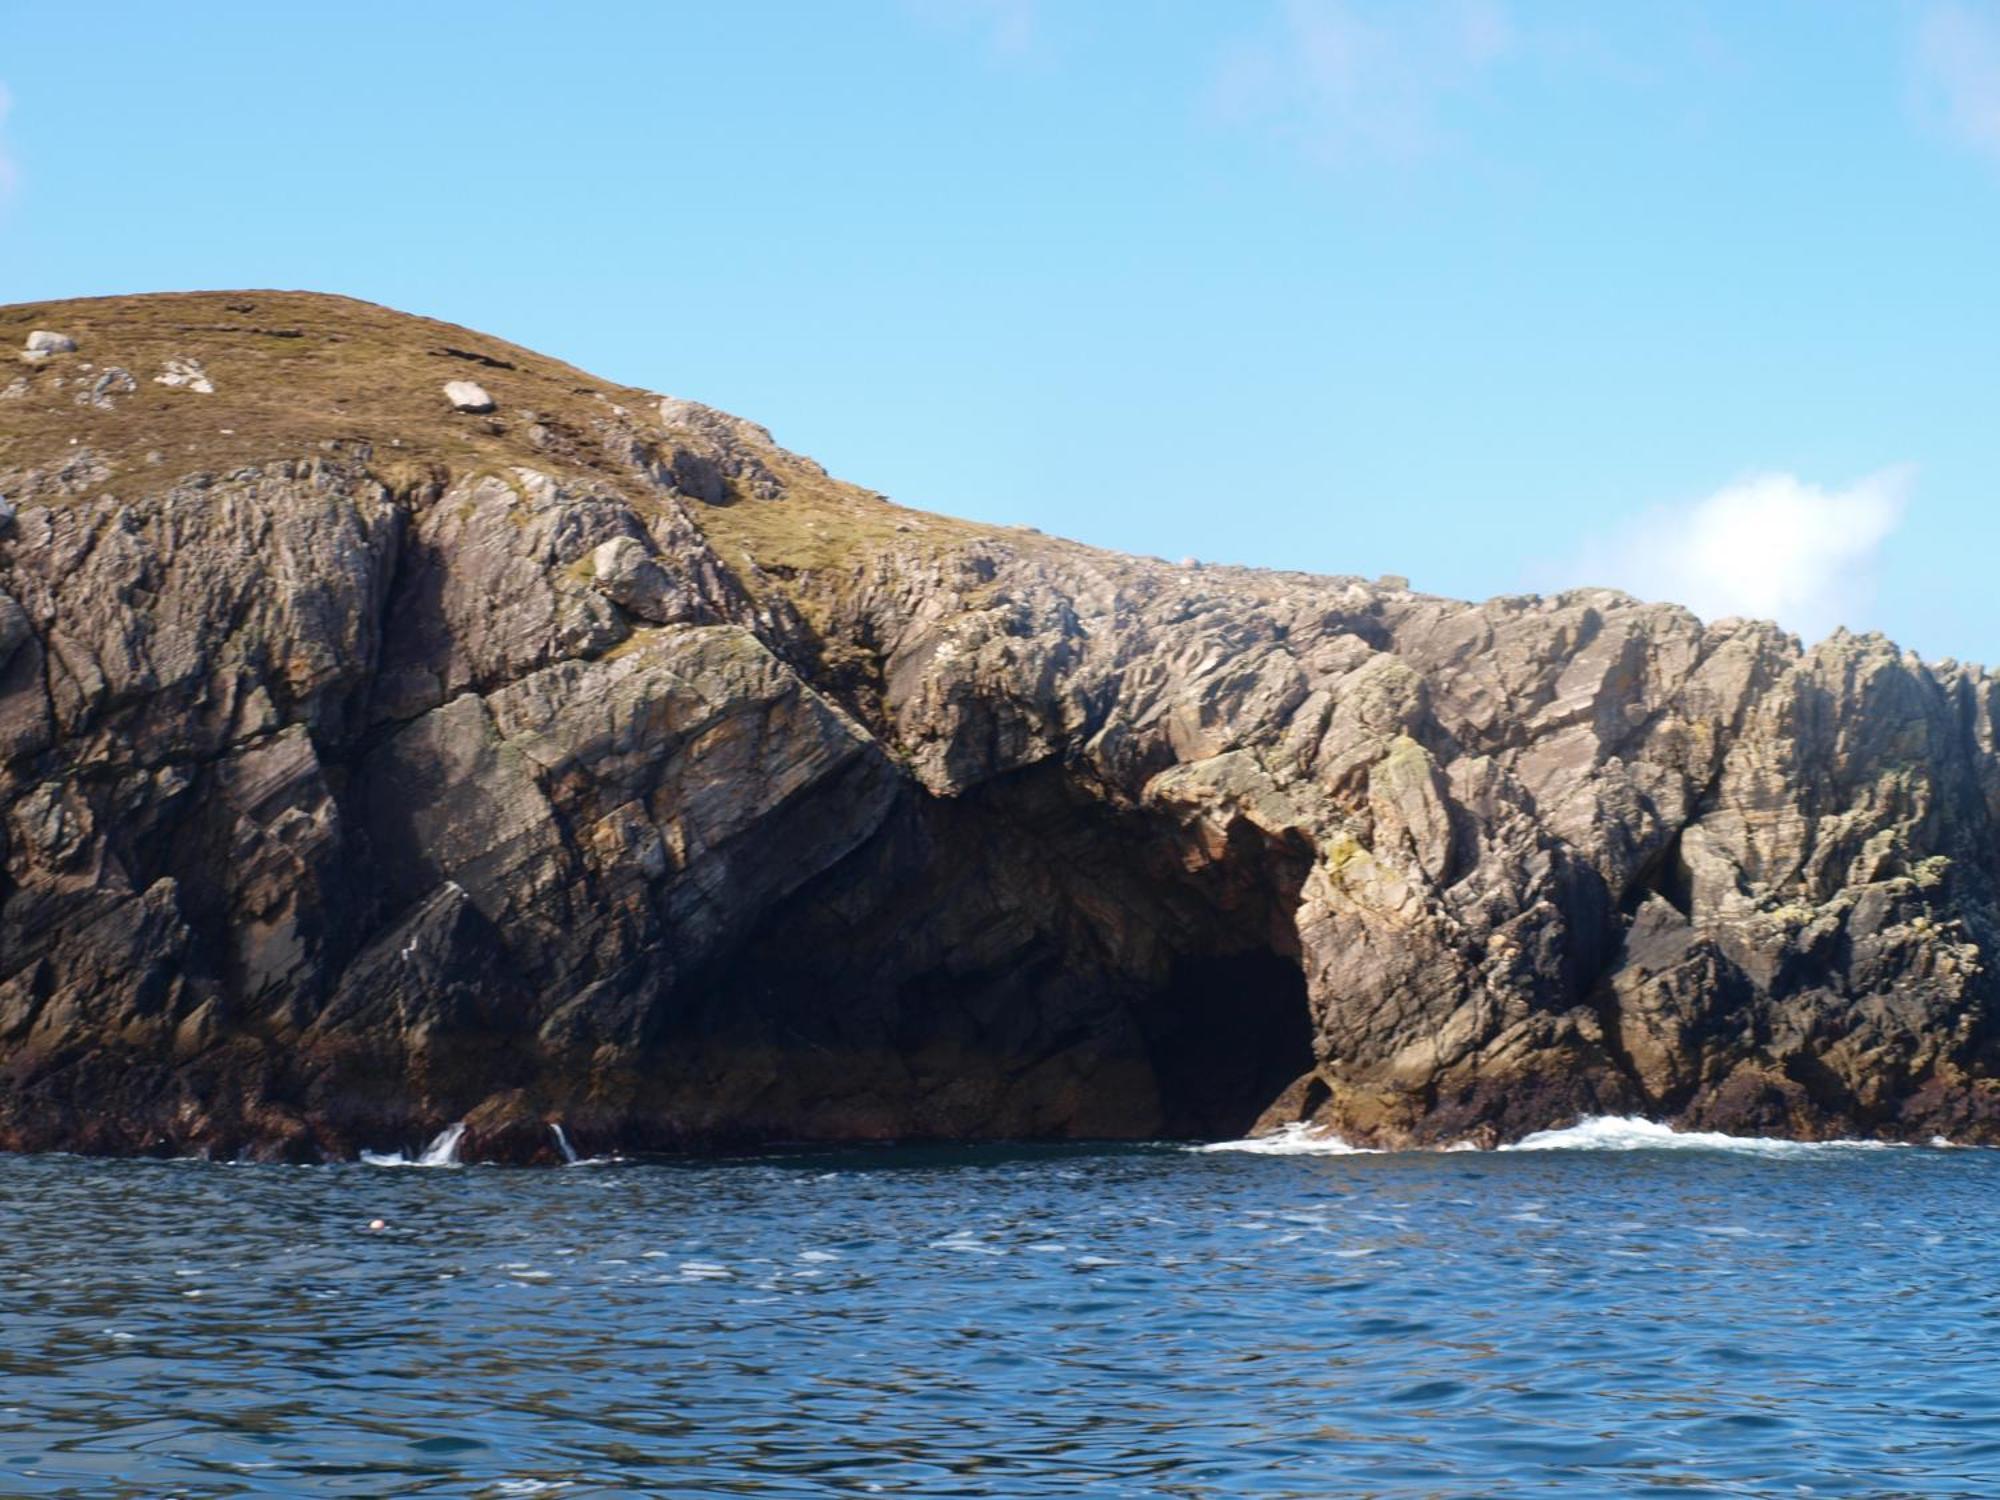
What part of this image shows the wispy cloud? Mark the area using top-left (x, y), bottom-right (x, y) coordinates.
top-left (1215, 0), bottom-right (1515, 163)
top-left (905, 0), bottom-right (1036, 61)
top-left (1575, 469), bottom-right (1912, 643)
top-left (1913, 1), bottom-right (2000, 165)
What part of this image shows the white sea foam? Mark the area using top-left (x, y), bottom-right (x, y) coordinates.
top-left (418, 1122), bottom-right (467, 1165)
top-left (1197, 1113), bottom-right (1929, 1158)
top-left (550, 1123), bottom-right (580, 1164)
top-left (542, 1121), bottom-right (627, 1166)
top-left (1193, 1123), bottom-right (1376, 1156)
top-left (929, 1232), bottom-right (1006, 1256)
top-left (361, 1121), bottom-right (467, 1168)
top-left (1498, 1116), bottom-right (1900, 1156)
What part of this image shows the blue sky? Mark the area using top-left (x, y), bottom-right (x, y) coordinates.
top-left (4, 2), bottom-right (1998, 660)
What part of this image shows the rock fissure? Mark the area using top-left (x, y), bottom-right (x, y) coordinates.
top-left (4, 291), bottom-right (2000, 1160)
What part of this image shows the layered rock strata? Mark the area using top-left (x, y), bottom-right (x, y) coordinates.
top-left (2, 292), bottom-right (1996, 1161)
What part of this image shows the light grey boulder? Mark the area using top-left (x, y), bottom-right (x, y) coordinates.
top-left (444, 380), bottom-right (495, 413)
top-left (589, 536), bottom-right (686, 624)
top-left (155, 357), bottom-right (215, 394)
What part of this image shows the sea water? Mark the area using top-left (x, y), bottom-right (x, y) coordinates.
top-left (2, 1122), bottom-right (1997, 1496)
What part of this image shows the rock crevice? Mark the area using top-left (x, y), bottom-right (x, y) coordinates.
top-left (3, 291), bottom-right (1998, 1160)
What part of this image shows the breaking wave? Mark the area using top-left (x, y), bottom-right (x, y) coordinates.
top-left (360, 1121), bottom-right (466, 1168)
top-left (1197, 1115), bottom-right (1939, 1157)
top-left (1193, 1123), bottom-right (1376, 1156)
top-left (1497, 1116), bottom-right (1905, 1156)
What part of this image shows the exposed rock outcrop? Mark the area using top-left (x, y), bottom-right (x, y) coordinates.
top-left (2, 290), bottom-right (1997, 1161)
top-left (155, 357), bottom-right (213, 394)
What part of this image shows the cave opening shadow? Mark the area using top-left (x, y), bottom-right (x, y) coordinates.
top-left (1136, 949), bottom-right (1316, 1140)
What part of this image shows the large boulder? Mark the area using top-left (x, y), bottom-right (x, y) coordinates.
top-left (443, 379), bottom-right (494, 413)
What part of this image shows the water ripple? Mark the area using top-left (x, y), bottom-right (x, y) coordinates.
top-left (2, 1142), bottom-right (1996, 1495)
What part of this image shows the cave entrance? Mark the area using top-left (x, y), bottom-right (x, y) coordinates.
top-left (669, 762), bottom-right (1323, 1145)
top-left (1137, 949), bottom-right (1315, 1140)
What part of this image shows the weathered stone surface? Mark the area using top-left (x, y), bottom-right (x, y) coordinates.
top-left (154, 357), bottom-right (214, 394)
top-left (23, 331), bottom-right (75, 357)
top-left (5, 290), bottom-right (2000, 1162)
top-left (587, 535), bottom-right (686, 622)
top-left (443, 379), bottom-right (494, 413)
top-left (74, 366), bottom-right (136, 411)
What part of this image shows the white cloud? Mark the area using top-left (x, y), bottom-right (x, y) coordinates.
top-left (1914, 2), bottom-right (2000, 164)
top-left (1576, 469), bottom-right (1911, 643)
top-left (1216, 0), bottom-right (1515, 163)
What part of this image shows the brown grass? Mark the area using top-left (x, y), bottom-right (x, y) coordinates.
top-left (0, 289), bottom-right (1156, 617)
top-left (0, 290), bottom-right (661, 495)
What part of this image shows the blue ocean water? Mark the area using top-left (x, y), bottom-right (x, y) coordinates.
top-left (3, 1123), bottom-right (1997, 1497)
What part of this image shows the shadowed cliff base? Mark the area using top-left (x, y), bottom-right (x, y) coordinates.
top-left (632, 764), bottom-right (1321, 1149)
top-left (5, 291), bottom-right (2000, 1161)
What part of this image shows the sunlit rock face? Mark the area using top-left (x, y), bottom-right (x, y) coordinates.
top-left (3, 291), bottom-right (1999, 1162)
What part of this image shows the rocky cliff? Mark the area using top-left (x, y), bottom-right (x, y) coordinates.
top-left (2, 292), bottom-right (1996, 1161)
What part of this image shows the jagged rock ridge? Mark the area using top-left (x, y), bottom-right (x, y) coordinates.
top-left (2, 291), bottom-right (1997, 1162)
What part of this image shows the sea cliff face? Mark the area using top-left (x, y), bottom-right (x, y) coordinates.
top-left (3, 292), bottom-right (1997, 1161)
